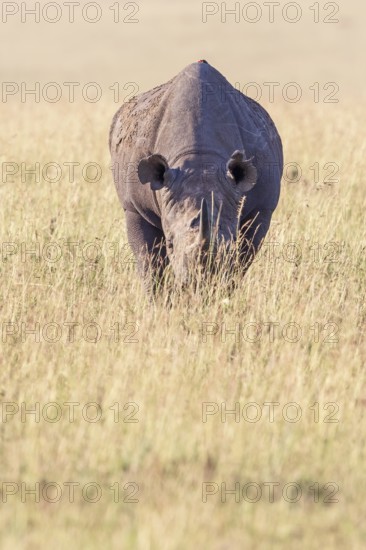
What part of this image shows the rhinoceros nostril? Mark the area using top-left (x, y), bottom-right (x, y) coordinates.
top-left (189, 215), bottom-right (200, 229)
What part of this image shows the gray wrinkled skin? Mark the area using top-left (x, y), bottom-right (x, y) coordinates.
top-left (109, 61), bottom-right (283, 292)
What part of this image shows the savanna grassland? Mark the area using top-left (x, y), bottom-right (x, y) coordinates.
top-left (1, 0), bottom-right (366, 548)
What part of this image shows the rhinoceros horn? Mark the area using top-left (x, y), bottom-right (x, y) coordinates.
top-left (199, 198), bottom-right (210, 251)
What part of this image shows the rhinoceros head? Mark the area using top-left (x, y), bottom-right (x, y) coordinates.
top-left (138, 151), bottom-right (257, 285)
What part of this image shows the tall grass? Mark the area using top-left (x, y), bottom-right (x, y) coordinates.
top-left (0, 99), bottom-right (365, 548)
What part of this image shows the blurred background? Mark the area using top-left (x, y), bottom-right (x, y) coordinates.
top-left (0, 0), bottom-right (363, 98)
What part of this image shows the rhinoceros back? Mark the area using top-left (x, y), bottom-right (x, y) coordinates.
top-left (110, 62), bottom-right (283, 215)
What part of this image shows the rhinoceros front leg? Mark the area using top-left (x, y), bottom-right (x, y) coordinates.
top-left (238, 208), bottom-right (272, 270)
top-left (125, 210), bottom-right (168, 294)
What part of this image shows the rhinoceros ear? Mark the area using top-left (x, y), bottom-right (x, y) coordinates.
top-left (138, 154), bottom-right (171, 191)
top-left (226, 150), bottom-right (257, 192)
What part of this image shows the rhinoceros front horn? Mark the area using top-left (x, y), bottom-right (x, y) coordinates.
top-left (199, 198), bottom-right (210, 251)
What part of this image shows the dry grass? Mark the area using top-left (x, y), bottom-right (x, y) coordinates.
top-left (0, 0), bottom-right (365, 546)
top-left (0, 98), bottom-right (365, 549)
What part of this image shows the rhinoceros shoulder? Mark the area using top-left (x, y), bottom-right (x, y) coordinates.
top-left (109, 80), bottom-right (173, 154)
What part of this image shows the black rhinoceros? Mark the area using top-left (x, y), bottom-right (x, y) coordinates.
top-left (109, 60), bottom-right (283, 292)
